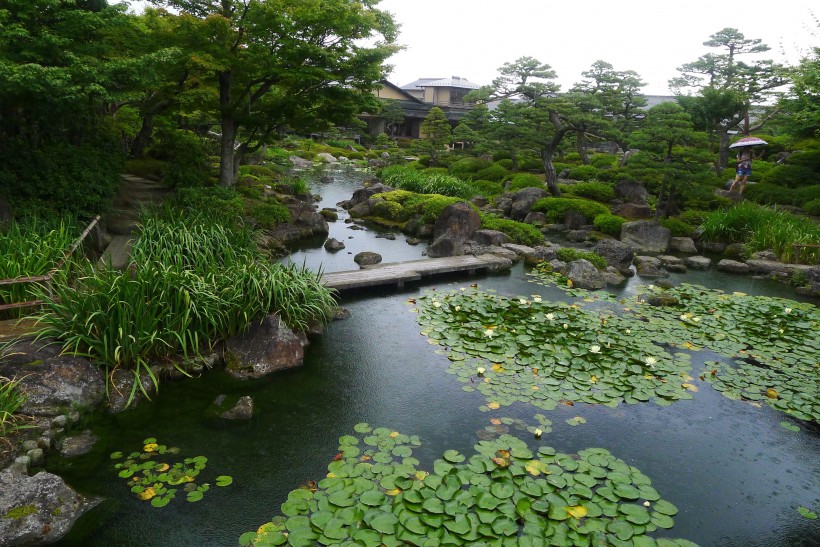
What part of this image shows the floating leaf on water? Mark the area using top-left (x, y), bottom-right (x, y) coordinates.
top-left (215, 475), bottom-right (233, 487)
top-left (765, 388), bottom-right (779, 399)
top-left (780, 421), bottom-right (800, 432)
top-left (797, 506), bottom-right (818, 519)
top-left (109, 451), bottom-right (123, 460)
top-left (566, 505), bottom-right (588, 519)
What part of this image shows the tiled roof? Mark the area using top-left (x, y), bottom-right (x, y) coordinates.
top-left (400, 77), bottom-right (481, 90)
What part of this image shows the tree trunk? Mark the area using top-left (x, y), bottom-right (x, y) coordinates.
top-left (130, 114), bottom-right (154, 158)
top-left (576, 129), bottom-right (589, 164)
top-left (218, 71), bottom-right (238, 187)
top-left (541, 147), bottom-right (561, 196)
top-left (716, 128), bottom-right (731, 175)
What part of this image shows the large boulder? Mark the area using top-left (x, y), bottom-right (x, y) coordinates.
top-left (669, 237), bottom-right (698, 254)
top-left (225, 314), bottom-right (304, 379)
top-left (614, 180), bottom-right (648, 204)
top-left (472, 230), bottom-right (510, 246)
top-left (316, 152), bottom-right (337, 163)
top-left (340, 183), bottom-right (394, 210)
top-left (621, 221), bottom-right (671, 253)
top-left (324, 238), bottom-right (345, 251)
top-left (428, 202), bottom-right (481, 258)
top-left (59, 430), bottom-right (97, 458)
top-left (0, 469), bottom-right (98, 546)
top-left (289, 156), bottom-right (314, 169)
top-left (594, 239), bottom-right (635, 276)
top-left (523, 245), bottom-right (559, 266)
top-left (0, 356), bottom-right (105, 417)
top-left (565, 259), bottom-right (606, 290)
top-left (510, 188), bottom-right (548, 221)
top-left (615, 203), bottom-right (653, 219)
top-left (633, 255), bottom-right (668, 278)
top-left (685, 256), bottom-right (712, 270)
top-left (717, 259), bottom-right (750, 274)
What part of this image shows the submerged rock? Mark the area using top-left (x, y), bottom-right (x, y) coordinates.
top-left (0, 469), bottom-right (98, 546)
top-left (59, 430), bottom-right (97, 458)
top-left (717, 259), bottom-right (750, 274)
top-left (354, 251), bottom-right (382, 266)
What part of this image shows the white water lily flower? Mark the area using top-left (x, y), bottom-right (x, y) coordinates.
top-left (476, 367), bottom-right (485, 375)
top-left (648, 285), bottom-right (656, 290)
top-left (643, 501), bottom-right (651, 507)
top-left (534, 428), bottom-right (543, 438)
top-left (645, 356), bottom-right (657, 367)
top-left (590, 345), bottom-right (601, 354)
top-left (545, 313), bottom-right (555, 321)
top-left (519, 298), bottom-right (528, 305)
top-left (455, 306), bottom-right (461, 312)
top-left (779, 328), bottom-right (784, 334)
top-left (533, 296), bottom-right (542, 303)
top-left (692, 316), bottom-right (701, 322)
top-left (625, 329), bottom-right (631, 335)
top-left (784, 308), bottom-right (792, 314)
top-left (563, 323), bottom-right (569, 329)
top-left (484, 328), bottom-right (495, 338)
top-left (433, 301), bottom-right (441, 308)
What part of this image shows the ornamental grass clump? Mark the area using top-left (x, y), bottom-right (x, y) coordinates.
top-left (0, 216), bottom-right (78, 316)
top-left (379, 165), bottom-right (478, 199)
top-left (0, 376), bottom-right (29, 437)
top-left (698, 202), bottom-right (820, 264)
top-left (32, 210), bottom-right (336, 406)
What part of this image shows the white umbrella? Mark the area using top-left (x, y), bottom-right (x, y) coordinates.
top-left (729, 136), bottom-right (768, 149)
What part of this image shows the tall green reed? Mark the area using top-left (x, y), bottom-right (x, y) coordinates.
top-left (0, 375), bottom-right (29, 437)
top-left (32, 208), bottom-right (337, 407)
top-left (698, 202), bottom-right (820, 264)
top-left (0, 216), bottom-right (78, 315)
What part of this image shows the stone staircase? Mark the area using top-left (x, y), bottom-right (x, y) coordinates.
top-left (98, 174), bottom-right (172, 269)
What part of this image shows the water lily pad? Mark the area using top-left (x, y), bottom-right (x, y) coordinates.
top-left (215, 475), bottom-right (233, 487)
top-left (443, 450), bottom-right (465, 463)
top-left (797, 506), bottom-right (818, 519)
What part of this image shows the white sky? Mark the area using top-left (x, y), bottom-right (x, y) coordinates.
top-left (125, 1), bottom-right (817, 95)
top-left (376, 0), bottom-right (817, 94)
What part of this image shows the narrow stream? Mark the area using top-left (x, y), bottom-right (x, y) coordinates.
top-left (49, 166), bottom-right (819, 546)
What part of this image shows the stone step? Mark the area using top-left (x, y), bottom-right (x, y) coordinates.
top-left (98, 235), bottom-right (136, 270)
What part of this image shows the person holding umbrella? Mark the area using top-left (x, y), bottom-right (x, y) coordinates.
top-left (728, 136), bottom-right (767, 194)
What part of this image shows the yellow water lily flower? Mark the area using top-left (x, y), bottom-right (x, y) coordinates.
top-left (534, 428), bottom-right (543, 438)
top-left (487, 402), bottom-right (500, 409)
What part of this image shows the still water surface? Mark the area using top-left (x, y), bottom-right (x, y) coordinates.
top-left (50, 167), bottom-right (819, 546)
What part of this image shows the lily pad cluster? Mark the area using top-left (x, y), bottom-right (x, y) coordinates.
top-left (110, 437), bottom-right (233, 508)
top-left (624, 285), bottom-right (820, 422)
top-left (240, 424), bottom-right (695, 546)
top-left (528, 266), bottom-right (617, 302)
top-left (414, 288), bottom-right (695, 412)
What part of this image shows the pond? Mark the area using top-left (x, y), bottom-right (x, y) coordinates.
top-left (48, 167), bottom-right (819, 546)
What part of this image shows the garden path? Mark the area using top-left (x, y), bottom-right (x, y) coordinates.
top-left (98, 174), bottom-right (172, 269)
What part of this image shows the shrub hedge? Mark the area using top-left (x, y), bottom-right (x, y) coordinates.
top-left (531, 197), bottom-right (610, 223)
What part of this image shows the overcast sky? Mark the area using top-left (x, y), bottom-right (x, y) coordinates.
top-left (126, 1), bottom-right (817, 95)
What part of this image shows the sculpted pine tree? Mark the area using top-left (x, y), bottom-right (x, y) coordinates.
top-left (415, 107), bottom-right (452, 165)
top-left (670, 28), bottom-right (786, 173)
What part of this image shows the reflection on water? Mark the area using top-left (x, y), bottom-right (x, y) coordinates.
top-left (51, 167), bottom-right (819, 546)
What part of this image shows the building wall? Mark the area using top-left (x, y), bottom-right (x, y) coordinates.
top-left (374, 86), bottom-right (408, 100)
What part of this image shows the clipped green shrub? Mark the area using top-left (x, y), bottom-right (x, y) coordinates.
top-left (593, 214), bottom-right (626, 236)
top-left (785, 149), bottom-right (820, 170)
top-left (561, 182), bottom-right (615, 202)
top-left (659, 217), bottom-right (694, 237)
top-left (471, 180), bottom-right (504, 197)
top-left (567, 165), bottom-right (601, 181)
top-left (519, 158), bottom-right (544, 172)
top-left (803, 199), bottom-right (820, 216)
top-left (448, 157), bottom-right (491, 179)
top-left (562, 152), bottom-right (583, 164)
top-left (532, 197), bottom-right (610, 223)
top-left (760, 164), bottom-right (817, 188)
top-left (556, 247), bottom-right (607, 270)
top-left (793, 185), bottom-right (820, 205)
top-left (152, 129), bottom-right (212, 188)
top-left (478, 214), bottom-right (544, 246)
top-left (237, 185), bottom-right (264, 200)
top-left (239, 164), bottom-right (279, 182)
top-left (175, 186), bottom-right (244, 222)
top-left (371, 199), bottom-right (404, 221)
top-left (250, 200), bottom-right (291, 229)
top-left (679, 209), bottom-right (709, 227)
top-left (589, 153), bottom-right (618, 169)
top-left (507, 174), bottom-right (544, 192)
top-left (745, 183), bottom-right (795, 205)
top-left (495, 159), bottom-right (514, 170)
top-left (475, 163), bottom-right (509, 182)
